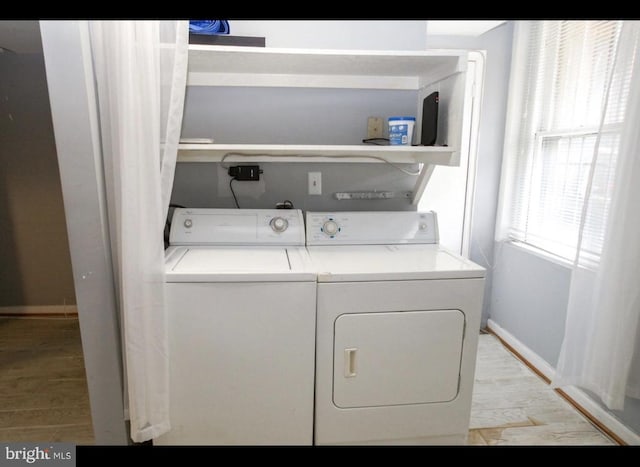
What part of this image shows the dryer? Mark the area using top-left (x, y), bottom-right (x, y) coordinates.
top-left (306, 211), bottom-right (486, 445)
top-left (155, 208), bottom-right (316, 445)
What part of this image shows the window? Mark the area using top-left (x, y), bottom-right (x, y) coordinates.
top-left (499, 21), bottom-right (628, 261)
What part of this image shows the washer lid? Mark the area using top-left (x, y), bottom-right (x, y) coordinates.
top-left (306, 244), bottom-right (486, 282)
top-left (165, 246), bottom-right (315, 282)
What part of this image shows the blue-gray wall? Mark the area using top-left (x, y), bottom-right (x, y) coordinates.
top-left (490, 242), bottom-right (570, 366)
top-left (175, 87), bottom-right (419, 212)
top-left (171, 161), bottom-right (417, 212)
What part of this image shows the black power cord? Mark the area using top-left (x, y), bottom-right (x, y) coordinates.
top-left (229, 177), bottom-right (240, 208)
top-left (227, 165), bottom-right (263, 209)
top-left (276, 200), bottom-right (294, 209)
top-left (362, 137), bottom-right (390, 145)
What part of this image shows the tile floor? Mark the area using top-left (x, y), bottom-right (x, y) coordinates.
top-left (0, 317), bottom-right (616, 445)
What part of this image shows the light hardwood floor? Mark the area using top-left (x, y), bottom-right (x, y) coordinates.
top-left (469, 333), bottom-right (614, 445)
top-left (0, 317), bottom-right (94, 444)
top-left (0, 317), bottom-right (615, 445)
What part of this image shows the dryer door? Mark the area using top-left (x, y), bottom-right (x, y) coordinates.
top-left (333, 309), bottom-right (464, 408)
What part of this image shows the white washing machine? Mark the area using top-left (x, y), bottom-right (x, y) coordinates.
top-left (306, 211), bottom-right (486, 445)
top-left (155, 208), bottom-right (316, 445)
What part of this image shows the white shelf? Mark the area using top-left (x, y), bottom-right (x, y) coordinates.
top-left (177, 144), bottom-right (457, 165)
top-left (187, 45), bottom-right (467, 90)
top-left (180, 45), bottom-right (469, 205)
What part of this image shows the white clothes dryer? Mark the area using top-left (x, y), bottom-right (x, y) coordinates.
top-left (306, 211), bottom-right (486, 445)
top-left (155, 208), bottom-right (316, 445)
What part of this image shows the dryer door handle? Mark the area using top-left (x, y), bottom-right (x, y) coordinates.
top-left (344, 348), bottom-right (358, 378)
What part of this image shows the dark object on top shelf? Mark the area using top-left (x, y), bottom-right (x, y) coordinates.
top-left (188, 33), bottom-right (266, 47)
top-left (188, 20), bottom-right (266, 47)
top-left (362, 138), bottom-right (390, 146)
top-left (189, 20), bottom-right (230, 35)
top-left (421, 91), bottom-right (439, 146)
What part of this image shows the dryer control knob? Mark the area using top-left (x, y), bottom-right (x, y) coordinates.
top-left (419, 223), bottom-right (428, 231)
top-left (270, 217), bottom-right (289, 233)
top-left (322, 220), bottom-right (339, 236)
top-left (184, 219), bottom-right (193, 228)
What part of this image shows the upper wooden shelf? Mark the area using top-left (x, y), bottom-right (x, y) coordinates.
top-left (187, 45), bottom-right (467, 90)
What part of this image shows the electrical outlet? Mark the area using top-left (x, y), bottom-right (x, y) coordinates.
top-left (308, 172), bottom-right (322, 195)
top-left (367, 117), bottom-right (383, 139)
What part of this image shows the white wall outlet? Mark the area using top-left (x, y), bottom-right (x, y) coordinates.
top-left (367, 117), bottom-right (384, 139)
top-left (308, 172), bottom-right (322, 195)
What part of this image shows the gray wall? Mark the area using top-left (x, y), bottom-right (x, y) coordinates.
top-left (181, 87), bottom-right (418, 145)
top-left (427, 22), bottom-right (515, 325)
top-left (490, 242), bottom-right (570, 366)
top-left (175, 86), bottom-right (420, 211)
top-left (490, 242), bottom-right (640, 436)
top-left (172, 162), bottom-right (416, 212)
top-left (0, 26), bottom-right (76, 308)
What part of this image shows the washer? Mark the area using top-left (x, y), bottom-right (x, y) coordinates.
top-left (306, 211), bottom-right (486, 445)
top-left (155, 208), bottom-right (316, 445)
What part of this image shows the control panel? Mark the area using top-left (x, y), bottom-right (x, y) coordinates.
top-left (305, 211), bottom-right (439, 245)
top-left (170, 208), bottom-right (305, 246)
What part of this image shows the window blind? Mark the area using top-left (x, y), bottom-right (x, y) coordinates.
top-left (502, 20), bottom-right (630, 261)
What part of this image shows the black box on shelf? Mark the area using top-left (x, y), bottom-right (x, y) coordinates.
top-left (188, 34), bottom-right (266, 47)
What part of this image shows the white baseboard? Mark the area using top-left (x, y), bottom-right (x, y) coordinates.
top-left (487, 319), bottom-right (556, 380)
top-left (558, 386), bottom-right (640, 446)
top-left (0, 305), bottom-right (78, 315)
top-left (487, 319), bottom-right (640, 446)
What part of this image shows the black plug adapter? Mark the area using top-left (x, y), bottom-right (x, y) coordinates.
top-left (228, 165), bottom-right (263, 181)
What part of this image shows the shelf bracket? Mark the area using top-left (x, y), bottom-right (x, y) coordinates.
top-left (411, 164), bottom-right (436, 206)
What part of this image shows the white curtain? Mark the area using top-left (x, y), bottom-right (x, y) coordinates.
top-left (553, 22), bottom-right (640, 410)
top-left (89, 20), bottom-right (189, 441)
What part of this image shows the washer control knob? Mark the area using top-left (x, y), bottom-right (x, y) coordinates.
top-left (184, 219), bottom-right (193, 228)
top-left (419, 223), bottom-right (428, 231)
top-left (270, 217), bottom-right (289, 233)
top-left (322, 220), bottom-right (339, 236)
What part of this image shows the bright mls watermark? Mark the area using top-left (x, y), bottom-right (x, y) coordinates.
top-left (1, 444), bottom-right (74, 467)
